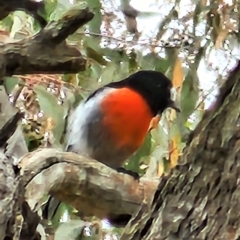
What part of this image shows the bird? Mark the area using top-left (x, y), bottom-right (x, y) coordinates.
top-left (66, 70), bottom-right (180, 172)
top-left (42, 70), bottom-right (180, 226)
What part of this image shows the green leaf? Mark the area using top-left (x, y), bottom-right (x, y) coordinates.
top-left (48, 0), bottom-right (65, 21)
top-left (90, 61), bottom-right (103, 81)
top-left (11, 11), bottom-right (29, 36)
top-left (138, 52), bottom-right (169, 73)
top-left (125, 134), bottom-right (152, 174)
top-left (100, 63), bottom-right (119, 84)
top-left (54, 219), bottom-right (86, 240)
top-left (180, 70), bottom-right (199, 121)
top-left (78, 60), bottom-right (103, 90)
top-left (33, 85), bottom-right (65, 147)
top-left (128, 50), bottom-right (138, 73)
top-left (86, 0), bottom-right (102, 33)
top-left (120, 0), bottom-right (130, 8)
top-left (85, 45), bottom-right (108, 66)
top-left (165, 48), bottom-right (179, 78)
top-left (51, 203), bottom-right (74, 229)
top-left (163, 157), bottom-right (171, 174)
top-left (4, 76), bottom-right (19, 94)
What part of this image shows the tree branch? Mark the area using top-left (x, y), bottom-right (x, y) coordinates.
top-left (19, 148), bottom-right (158, 221)
top-left (0, 7), bottom-right (94, 76)
top-left (0, 85), bottom-right (28, 240)
top-left (121, 62), bottom-right (240, 240)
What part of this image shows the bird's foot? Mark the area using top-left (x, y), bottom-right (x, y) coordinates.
top-left (116, 167), bottom-right (140, 180)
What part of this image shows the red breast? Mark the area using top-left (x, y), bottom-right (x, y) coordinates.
top-left (100, 87), bottom-right (154, 153)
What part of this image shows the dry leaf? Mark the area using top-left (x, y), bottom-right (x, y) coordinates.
top-left (148, 114), bottom-right (161, 132)
top-left (171, 56), bottom-right (184, 120)
top-left (201, 0), bottom-right (207, 6)
top-left (157, 162), bottom-right (164, 176)
top-left (215, 27), bottom-right (229, 49)
top-left (197, 100), bottom-right (205, 111)
top-left (68, 74), bottom-right (78, 86)
top-left (169, 137), bottom-right (179, 168)
top-left (172, 57), bottom-right (184, 91)
top-left (45, 117), bottom-right (56, 132)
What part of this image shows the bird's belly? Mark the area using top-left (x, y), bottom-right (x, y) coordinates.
top-left (95, 87), bottom-right (153, 167)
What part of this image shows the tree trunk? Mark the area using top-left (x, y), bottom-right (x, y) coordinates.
top-left (121, 62), bottom-right (240, 240)
top-left (0, 7), bottom-right (94, 240)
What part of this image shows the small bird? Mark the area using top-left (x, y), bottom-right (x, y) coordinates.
top-left (43, 70), bottom-right (180, 226)
top-left (66, 70), bottom-right (179, 172)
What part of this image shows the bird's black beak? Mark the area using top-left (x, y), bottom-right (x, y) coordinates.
top-left (168, 100), bottom-right (180, 112)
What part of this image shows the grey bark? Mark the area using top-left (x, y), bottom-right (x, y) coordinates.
top-left (0, 7), bottom-right (94, 240)
top-left (121, 62), bottom-right (240, 240)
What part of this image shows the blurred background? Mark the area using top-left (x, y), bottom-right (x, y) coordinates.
top-left (1, 0), bottom-right (240, 239)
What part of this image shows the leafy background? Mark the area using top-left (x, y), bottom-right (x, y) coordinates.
top-left (1, 0), bottom-right (240, 239)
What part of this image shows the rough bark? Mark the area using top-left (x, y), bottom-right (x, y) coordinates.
top-left (19, 148), bottom-right (158, 222)
top-left (0, 7), bottom-right (95, 240)
top-left (0, 7), bottom-right (94, 76)
top-left (120, 62), bottom-right (240, 240)
top-left (0, 86), bottom-right (28, 240)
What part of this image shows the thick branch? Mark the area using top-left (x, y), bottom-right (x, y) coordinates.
top-left (0, 7), bottom-right (94, 76)
top-left (0, 86), bottom-right (28, 240)
top-left (121, 62), bottom-right (240, 240)
top-left (19, 149), bottom-right (158, 221)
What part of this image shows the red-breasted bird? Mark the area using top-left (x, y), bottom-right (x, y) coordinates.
top-left (42, 70), bottom-right (180, 226)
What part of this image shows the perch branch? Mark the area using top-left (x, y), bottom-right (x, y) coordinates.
top-left (19, 148), bottom-right (158, 221)
top-left (0, 7), bottom-right (94, 76)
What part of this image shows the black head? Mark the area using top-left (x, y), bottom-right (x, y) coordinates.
top-left (105, 70), bottom-right (180, 116)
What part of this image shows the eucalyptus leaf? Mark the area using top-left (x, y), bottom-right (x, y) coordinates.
top-left (165, 49), bottom-right (178, 78)
top-left (33, 85), bottom-right (65, 147)
top-left (128, 50), bottom-right (138, 73)
top-left (138, 52), bottom-right (169, 73)
top-left (86, 0), bottom-right (102, 33)
top-left (86, 46), bottom-right (108, 66)
top-left (11, 11), bottom-right (28, 37)
top-left (163, 157), bottom-right (171, 174)
top-left (101, 63), bottom-right (119, 84)
top-left (126, 134), bottom-right (152, 174)
top-left (3, 76), bottom-right (19, 94)
top-left (180, 70), bottom-right (199, 121)
top-left (90, 61), bottom-right (103, 82)
top-left (54, 219), bottom-right (86, 240)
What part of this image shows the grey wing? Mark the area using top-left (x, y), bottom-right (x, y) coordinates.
top-left (65, 100), bottom-right (117, 166)
top-left (65, 100), bottom-right (126, 168)
top-left (65, 100), bottom-right (101, 157)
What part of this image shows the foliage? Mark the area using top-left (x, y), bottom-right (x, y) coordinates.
top-left (1, 0), bottom-right (239, 239)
